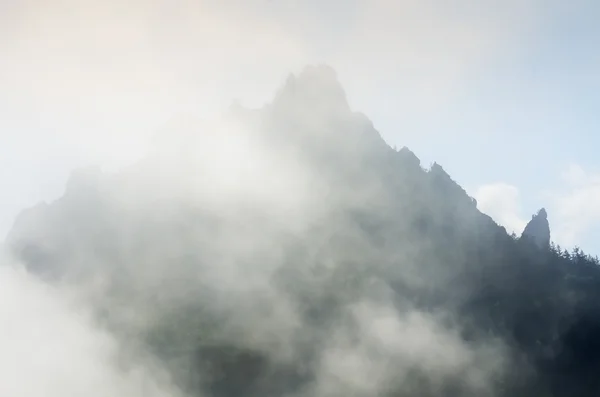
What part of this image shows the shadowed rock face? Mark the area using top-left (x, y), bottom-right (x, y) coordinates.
top-left (521, 208), bottom-right (551, 249)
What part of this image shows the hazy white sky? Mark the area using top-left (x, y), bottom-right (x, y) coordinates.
top-left (1, 0), bottom-right (599, 253)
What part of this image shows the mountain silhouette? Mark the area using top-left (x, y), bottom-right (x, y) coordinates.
top-left (6, 65), bottom-right (600, 397)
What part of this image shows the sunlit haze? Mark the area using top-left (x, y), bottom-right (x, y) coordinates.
top-left (2, 2), bottom-right (600, 397)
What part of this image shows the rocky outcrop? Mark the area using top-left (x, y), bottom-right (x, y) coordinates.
top-left (521, 208), bottom-right (551, 248)
top-left (397, 146), bottom-right (421, 170)
top-left (265, 64), bottom-right (389, 158)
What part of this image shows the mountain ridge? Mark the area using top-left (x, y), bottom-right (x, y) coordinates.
top-left (6, 65), bottom-right (600, 397)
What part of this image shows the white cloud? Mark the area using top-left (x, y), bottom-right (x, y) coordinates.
top-left (474, 164), bottom-right (600, 252)
top-left (550, 164), bottom-right (600, 248)
top-left (0, 259), bottom-right (180, 397)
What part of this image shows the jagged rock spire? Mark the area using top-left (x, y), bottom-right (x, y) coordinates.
top-left (265, 64), bottom-right (388, 157)
top-left (521, 208), bottom-right (551, 248)
top-left (272, 64), bottom-right (350, 114)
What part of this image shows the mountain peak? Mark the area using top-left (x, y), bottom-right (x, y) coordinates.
top-left (264, 64), bottom-right (388, 159)
top-left (272, 64), bottom-right (350, 114)
top-left (521, 207), bottom-right (551, 248)
top-left (536, 207), bottom-right (548, 220)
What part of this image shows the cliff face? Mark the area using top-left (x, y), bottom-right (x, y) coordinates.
top-left (5, 65), bottom-right (600, 397)
top-left (521, 208), bottom-right (551, 249)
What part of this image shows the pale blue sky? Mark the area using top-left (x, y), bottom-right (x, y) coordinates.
top-left (1, 0), bottom-right (599, 253)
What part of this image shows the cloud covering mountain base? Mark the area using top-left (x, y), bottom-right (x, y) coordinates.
top-left (0, 256), bottom-right (181, 397)
top-left (5, 66), bottom-right (600, 397)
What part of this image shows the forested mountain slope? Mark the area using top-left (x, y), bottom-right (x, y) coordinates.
top-left (7, 65), bottom-right (600, 397)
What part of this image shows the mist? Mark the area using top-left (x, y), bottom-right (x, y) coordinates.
top-left (1, 62), bottom-right (520, 397)
top-left (0, 253), bottom-right (181, 397)
top-left (3, 1), bottom-right (589, 396)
